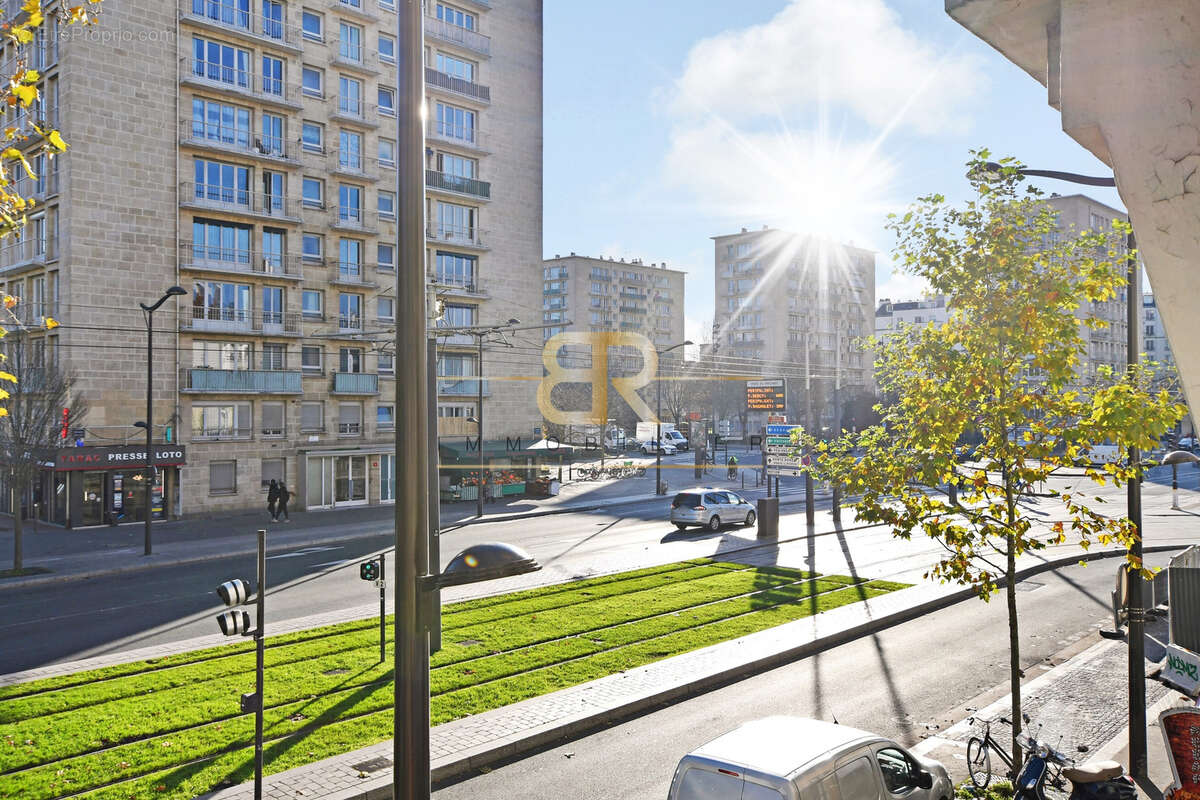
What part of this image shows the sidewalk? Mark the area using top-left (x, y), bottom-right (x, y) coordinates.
top-left (0, 455), bottom-right (799, 592)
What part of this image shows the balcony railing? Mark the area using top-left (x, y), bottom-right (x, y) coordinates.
top-left (180, 181), bottom-right (302, 222)
top-left (179, 56), bottom-right (302, 107)
top-left (182, 368), bottom-right (303, 394)
top-left (10, 301), bottom-right (59, 327)
top-left (10, 165), bottom-right (59, 201)
top-left (183, 307), bottom-right (302, 335)
top-left (423, 15), bottom-right (490, 56)
top-left (425, 169), bottom-right (491, 200)
top-left (426, 120), bottom-right (486, 151)
top-left (329, 260), bottom-right (377, 285)
top-left (330, 0), bottom-right (378, 21)
top-left (180, 242), bottom-right (303, 279)
top-left (0, 235), bottom-right (56, 272)
top-left (191, 426), bottom-right (253, 441)
top-left (424, 67), bottom-right (490, 103)
top-left (433, 277), bottom-right (484, 296)
top-left (437, 377), bottom-right (489, 397)
top-left (331, 208), bottom-right (386, 233)
top-left (426, 223), bottom-right (486, 249)
top-left (179, 0), bottom-right (304, 49)
top-left (179, 118), bottom-right (299, 162)
top-left (332, 38), bottom-right (381, 72)
top-left (331, 95), bottom-right (379, 124)
top-left (332, 372), bottom-right (379, 394)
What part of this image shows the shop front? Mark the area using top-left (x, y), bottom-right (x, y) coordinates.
top-left (53, 445), bottom-right (186, 528)
top-left (300, 447), bottom-right (394, 510)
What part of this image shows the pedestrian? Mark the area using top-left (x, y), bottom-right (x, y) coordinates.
top-left (267, 479), bottom-right (279, 522)
top-left (277, 482), bottom-right (291, 522)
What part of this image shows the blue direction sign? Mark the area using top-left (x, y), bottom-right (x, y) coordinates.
top-left (766, 424), bottom-right (801, 437)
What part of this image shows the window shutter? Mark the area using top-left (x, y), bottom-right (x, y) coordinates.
top-left (301, 402), bottom-right (322, 431)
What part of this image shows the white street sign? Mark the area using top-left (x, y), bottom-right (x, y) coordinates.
top-left (767, 467), bottom-right (804, 477)
top-left (1165, 643), bottom-right (1200, 696)
top-left (767, 455), bottom-right (803, 467)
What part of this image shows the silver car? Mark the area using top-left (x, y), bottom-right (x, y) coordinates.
top-left (670, 488), bottom-right (756, 531)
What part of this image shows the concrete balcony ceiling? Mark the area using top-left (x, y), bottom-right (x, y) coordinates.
top-left (948, 0), bottom-right (1200, 412)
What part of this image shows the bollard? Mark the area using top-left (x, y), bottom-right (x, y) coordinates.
top-left (805, 473), bottom-right (815, 526)
top-left (757, 496), bottom-right (779, 538)
top-left (1173, 463), bottom-right (1180, 510)
top-left (831, 483), bottom-right (841, 523)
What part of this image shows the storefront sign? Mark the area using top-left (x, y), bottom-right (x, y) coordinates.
top-left (1160, 707), bottom-right (1200, 800)
top-left (54, 445), bottom-right (187, 471)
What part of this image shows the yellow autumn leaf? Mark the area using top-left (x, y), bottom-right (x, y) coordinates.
top-left (43, 316), bottom-right (58, 329)
top-left (46, 129), bottom-right (67, 152)
top-left (8, 27), bottom-right (34, 45)
top-left (10, 83), bottom-right (36, 107)
top-left (25, 10), bottom-right (44, 28)
top-left (2, 295), bottom-right (16, 309)
top-left (22, 0), bottom-right (40, 13)
top-left (0, 407), bottom-right (9, 418)
top-left (0, 371), bottom-right (18, 384)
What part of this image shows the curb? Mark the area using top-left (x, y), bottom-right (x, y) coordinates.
top-left (198, 541), bottom-right (1186, 800)
top-left (0, 489), bottom-right (830, 593)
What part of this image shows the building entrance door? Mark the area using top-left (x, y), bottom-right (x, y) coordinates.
top-left (80, 471), bottom-right (105, 526)
top-left (334, 455), bottom-right (367, 504)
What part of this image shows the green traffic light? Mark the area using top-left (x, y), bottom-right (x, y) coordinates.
top-left (360, 560), bottom-right (379, 581)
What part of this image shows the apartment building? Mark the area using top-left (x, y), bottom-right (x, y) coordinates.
top-left (1144, 294), bottom-right (1177, 375)
top-left (0, 0), bottom-right (542, 526)
top-left (712, 227), bottom-right (874, 431)
top-left (874, 296), bottom-right (948, 337)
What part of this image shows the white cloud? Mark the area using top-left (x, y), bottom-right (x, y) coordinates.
top-left (670, 0), bottom-right (985, 137)
top-left (875, 267), bottom-right (932, 304)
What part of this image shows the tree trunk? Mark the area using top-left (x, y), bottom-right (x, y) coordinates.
top-left (11, 482), bottom-right (22, 572)
top-left (1005, 470), bottom-right (1022, 776)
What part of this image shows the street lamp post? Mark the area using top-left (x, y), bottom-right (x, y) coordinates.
top-left (983, 163), bottom-right (1148, 779)
top-left (138, 286), bottom-right (186, 556)
top-left (655, 341), bottom-right (692, 495)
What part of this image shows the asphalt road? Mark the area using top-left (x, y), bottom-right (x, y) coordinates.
top-left (431, 554), bottom-right (1175, 800)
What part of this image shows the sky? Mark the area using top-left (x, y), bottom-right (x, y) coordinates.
top-left (542, 0), bottom-right (1127, 346)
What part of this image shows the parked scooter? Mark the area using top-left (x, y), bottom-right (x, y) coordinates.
top-left (1012, 717), bottom-right (1136, 800)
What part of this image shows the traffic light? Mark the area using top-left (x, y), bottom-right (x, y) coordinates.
top-left (360, 559), bottom-right (380, 581)
top-left (215, 578), bottom-right (255, 637)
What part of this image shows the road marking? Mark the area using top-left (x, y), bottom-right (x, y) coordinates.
top-left (309, 559), bottom-right (352, 569)
top-left (266, 545), bottom-right (343, 560)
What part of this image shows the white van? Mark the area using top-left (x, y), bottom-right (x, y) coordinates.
top-left (668, 717), bottom-right (951, 800)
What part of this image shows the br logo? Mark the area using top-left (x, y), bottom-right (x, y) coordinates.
top-left (538, 332), bottom-right (657, 425)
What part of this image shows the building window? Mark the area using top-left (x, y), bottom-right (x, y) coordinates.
top-left (261, 457), bottom-right (285, 489)
top-left (193, 403), bottom-right (251, 440)
top-left (441, 303), bottom-right (476, 327)
top-left (302, 289), bottom-right (323, 318)
top-left (338, 21), bottom-right (362, 62)
top-left (194, 158), bottom-right (250, 206)
top-left (378, 86), bottom-right (395, 116)
top-left (338, 238), bottom-right (362, 280)
top-left (338, 75), bottom-right (363, 116)
top-left (435, 52), bottom-right (475, 82)
top-left (301, 9), bottom-right (322, 40)
top-left (192, 98), bottom-right (251, 149)
top-left (193, 0), bottom-right (250, 28)
top-left (338, 130), bottom-right (362, 170)
top-left (338, 402), bottom-right (362, 435)
top-left (339, 347), bottom-right (363, 374)
top-left (301, 66), bottom-right (323, 97)
top-left (378, 138), bottom-right (395, 167)
top-left (438, 403), bottom-right (475, 418)
top-left (210, 460), bottom-right (237, 495)
top-left (377, 243), bottom-right (394, 271)
top-left (261, 113), bottom-right (284, 155)
top-left (379, 353), bottom-right (394, 374)
top-left (261, 403), bottom-right (284, 437)
top-left (378, 190), bottom-right (395, 220)
top-left (261, 286), bottom-right (284, 325)
top-left (377, 296), bottom-right (394, 320)
top-left (435, 101), bottom-right (475, 143)
top-left (338, 184), bottom-right (362, 222)
top-left (301, 345), bottom-right (322, 371)
top-left (301, 232), bottom-right (322, 260)
top-left (193, 219), bottom-right (251, 265)
top-left (301, 121), bottom-right (323, 153)
top-left (192, 36), bottom-right (250, 88)
top-left (302, 177), bottom-right (323, 208)
top-left (435, 251), bottom-right (475, 288)
top-left (339, 293), bottom-right (362, 329)
top-left (193, 281), bottom-right (251, 322)
top-left (435, 201), bottom-right (475, 239)
top-left (261, 55), bottom-right (283, 96)
top-left (261, 343), bottom-right (285, 370)
top-left (300, 401), bottom-right (323, 432)
top-left (377, 404), bottom-right (394, 431)
top-left (436, 3), bottom-right (475, 30)
top-left (193, 340), bottom-right (251, 369)
top-left (379, 34), bottom-right (395, 63)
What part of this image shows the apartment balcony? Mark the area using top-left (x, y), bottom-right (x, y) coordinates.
top-left (435, 331), bottom-right (477, 347)
top-left (9, 301), bottom-right (58, 327)
top-left (332, 372), bottom-right (379, 394)
top-left (619, 291), bottom-right (647, 301)
top-left (182, 368), bottom-right (303, 394)
top-left (437, 416), bottom-right (477, 437)
top-left (543, 286), bottom-right (565, 296)
top-left (330, 96), bottom-right (379, 128)
top-left (432, 279), bottom-right (488, 299)
top-left (426, 223), bottom-right (488, 250)
top-left (423, 16), bottom-right (490, 57)
top-left (424, 67), bottom-right (491, 104)
top-left (331, 208), bottom-right (389, 234)
top-left (331, 153), bottom-right (381, 182)
top-left (182, 307), bottom-right (302, 336)
top-left (179, 119), bottom-right (300, 166)
top-left (425, 120), bottom-right (488, 154)
top-left (438, 377), bottom-right (489, 397)
top-left (0, 235), bottom-right (56, 275)
top-left (425, 169), bottom-right (491, 201)
top-left (179, 57), bottom-right (302, 110)
top-left (180, 182), bottom-right (302, 223)
top-left (179, 242), bottom-right (304, 280)
top-left (178, 0), bottom-right (304, 53)
top-left (336, 314), bottom-right (365, 334)
top-left (10, 165), bottom-right (59, 202)
top-left (328, 260), bottom-right (378, 287)
top-left (619, 305), bottom-right (646, 314)
top-left (331, 39), bottom-right (382, 75)
top-left (191, 426), bottom-right (253, 442)
top-left (329, 0), bottom-right (378, 23)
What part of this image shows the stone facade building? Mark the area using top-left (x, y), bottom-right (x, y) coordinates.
top-left (0, 0), bottom-right (542, 525)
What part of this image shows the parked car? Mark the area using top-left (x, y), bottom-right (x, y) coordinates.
top-left (670, 488), bottom-right (756, 531)
top-left (1179, 435), bottom-right (1197, 451)
top-left (668, 717), bottom-right (952, 800)
top-left (642, 439), bottom-right (677, 456)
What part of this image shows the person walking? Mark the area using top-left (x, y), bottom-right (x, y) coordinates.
top-left (267, 479), bottom-right (280, 522)
top-left (277, 482), bottom-right (291, 522)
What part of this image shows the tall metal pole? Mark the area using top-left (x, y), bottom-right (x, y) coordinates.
top-left (1125, 228), bottom-right (1147, 780)
top-left (394, 0), bottom-right (431, 798)
top-left (656, 354), bottom-right (662, 494)
top-left (144, 310), bottom-right (154, 555)
top-left (254, 528), bottom-right (266, 800)
top-left (379, 550), bottom-right (386, 664)
top-left (476, 333), bottom-right (485, 517)
top-left (426, 338), bottom-right (442, 653)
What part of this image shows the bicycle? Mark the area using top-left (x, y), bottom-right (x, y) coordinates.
top-left (966, 716), bottom-right (1015, 790)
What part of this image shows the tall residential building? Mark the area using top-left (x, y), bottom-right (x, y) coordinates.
top-left (0, 0), bottom-right (542, 526)
top-left (874, 296), bottom-right (949, 338)
top-left (1044, 194), bottom-right (1140, 385)
top-left (1144, 294), bottom-right (1177, 376)
top-left (712, 227), bottom-right (875, 431)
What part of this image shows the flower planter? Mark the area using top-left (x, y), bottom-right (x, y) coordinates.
top-left (500, 482), bottom-right (525, 496)
top-left (458, 485), bottom-right (479, 501)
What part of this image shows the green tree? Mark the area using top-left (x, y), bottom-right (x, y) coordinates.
top-left (811, 152), bottom-right (1183, 770)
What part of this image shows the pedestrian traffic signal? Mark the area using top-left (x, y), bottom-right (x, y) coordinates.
top-left (360, 560), bottom-right (380, 581)
top-left (217, 579), bottom-right (252, 606)
top-left (215, 578), bottom-right (255, 637)
top-left (217, 609), bottom-right (252, 636)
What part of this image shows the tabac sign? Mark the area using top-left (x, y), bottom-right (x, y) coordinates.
top-left (54, 445), bottom-right (188, 471)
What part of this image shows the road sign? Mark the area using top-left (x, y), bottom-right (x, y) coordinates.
top-left (767, 455), bottom-right (803, 467)
top-left (766, 466), bottom-right (804, 477)
top-left (766, 424), bottom-right (800, 437)
top-left (747, 379), bottom-right (785, 411)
